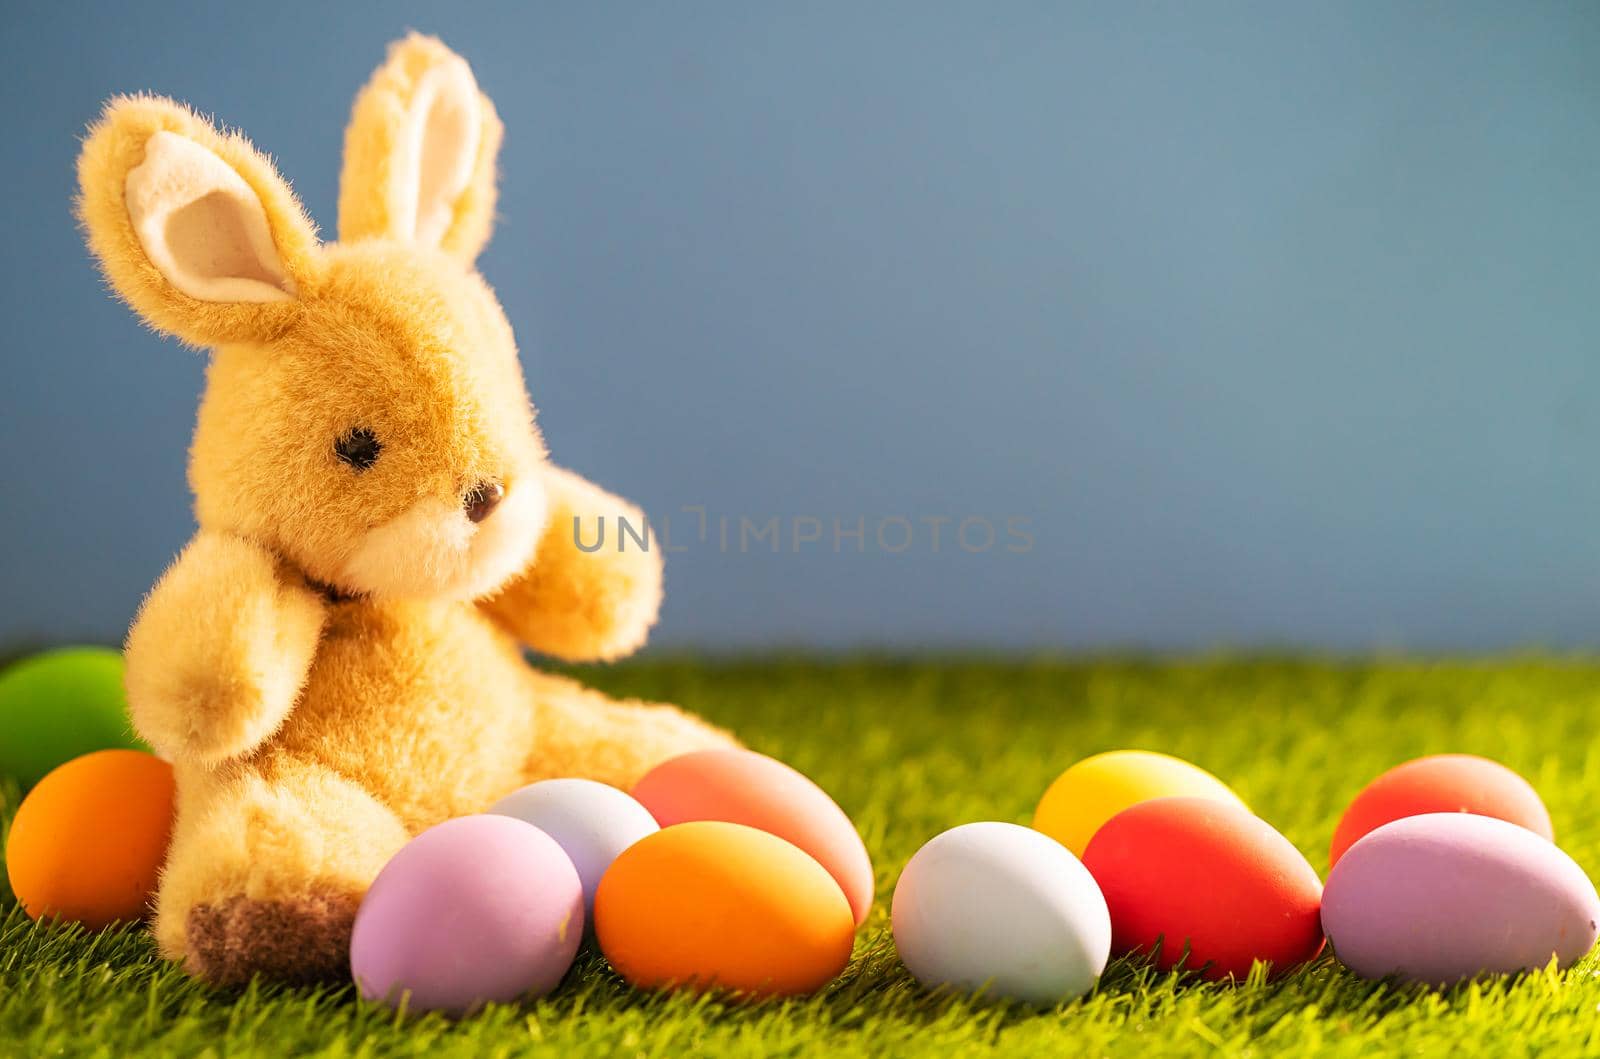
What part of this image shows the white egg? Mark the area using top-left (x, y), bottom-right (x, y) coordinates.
top-left (892, 821), bottom-right (1111, 1006)
top-left (489, 778), bottom-right (659, 918)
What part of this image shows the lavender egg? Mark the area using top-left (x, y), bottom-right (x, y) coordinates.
top-left (351, 815), bottom-right (584, 1015)
top-left (1323, 813), bottom-right (1600, 986)
top-left (489, 778), bottom-right (659, 920)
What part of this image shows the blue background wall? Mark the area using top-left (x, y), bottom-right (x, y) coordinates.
top-left (3, 2), bottom-right (1598, 652)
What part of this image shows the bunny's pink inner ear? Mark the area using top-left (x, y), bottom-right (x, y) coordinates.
top-left (125, 131), bottom-right (297, 303)
top-left (398, 58), bottom-right (483, 248)
top-left (339, 34), bottom-right (502, 262)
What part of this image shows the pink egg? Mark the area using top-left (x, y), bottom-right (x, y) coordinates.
top-left (350, 815), bottom-right (583, 1015)
top-left (1324, 813), bottom-right (1600, 985)
top-left (632, 748), bottom-right (874, 924)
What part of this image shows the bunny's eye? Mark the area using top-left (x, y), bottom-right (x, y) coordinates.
top-left (335, 427), bottom-right (382, 471)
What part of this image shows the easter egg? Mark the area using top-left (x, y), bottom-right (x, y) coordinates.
top-left (350, 815), bottom-right (583, 1015)
top-left (1034, 749), bottom-right (1245, 857)
top-left (892, 822), bottom-right (1111, 1006)
top-left (0, 647), bottom-right (146, 787)
top-left (489, 778), bottom-right (658, 919)
top-left (1323, 813), bottom-right (1599, 985)
top-left (1329, 754), bottom-right (1552, 867)
top-left (632, 748), bottom-right (874, 924)
top-left (1082, 796), bottom-right (1323, 980)
top-left (595, 820), bottom-right (855, 997)
top-left (5, 749), bottom-right (174, 927)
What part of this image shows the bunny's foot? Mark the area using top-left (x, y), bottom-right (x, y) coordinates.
top-left (155, 757), bottom-right (409, 985)
top-left (187, 893), bottom-right (357, 986)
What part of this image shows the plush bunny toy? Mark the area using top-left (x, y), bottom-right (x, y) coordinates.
top-left (77, 34), bottom-right (735, 985)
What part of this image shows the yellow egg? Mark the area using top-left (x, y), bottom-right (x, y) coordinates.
top-left (1033, 749), bottom-right (1245, 856)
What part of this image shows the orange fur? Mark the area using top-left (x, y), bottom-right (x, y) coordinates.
top-left (481, 466), bottom-right (666, 662)
top-left (78, 33), bottom-right (734, 984)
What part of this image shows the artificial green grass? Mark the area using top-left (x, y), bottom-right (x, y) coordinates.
top-left (6, 656), bottom-right (1600, 1057)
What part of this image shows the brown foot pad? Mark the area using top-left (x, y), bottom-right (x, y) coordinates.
top-left (186, 892), bottom-right (357, 987)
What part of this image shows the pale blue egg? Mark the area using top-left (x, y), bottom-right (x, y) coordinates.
top-left (490, 778), bottom-right (659, 919)
top-left (892, 822), bottom-right (1111, 1006)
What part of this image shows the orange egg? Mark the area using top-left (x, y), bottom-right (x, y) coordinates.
top-left (5, 749), bottom-right (175, 928)
top-left (594, 821), bottom-right (855, 998)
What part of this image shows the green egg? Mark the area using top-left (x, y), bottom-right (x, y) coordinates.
top-left (0, 647), bottom-right (149, 788)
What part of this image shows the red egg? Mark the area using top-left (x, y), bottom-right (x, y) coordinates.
top-left (1329, 754), bottom-right (1551, 868)
top-left (1082, 797), bottom-right (1324, 980)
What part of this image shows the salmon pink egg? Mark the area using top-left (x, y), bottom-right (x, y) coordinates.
top-left (632, 748), bottom-right (873, 924)
top-left (1329, 754), bottom-right (1551, 868)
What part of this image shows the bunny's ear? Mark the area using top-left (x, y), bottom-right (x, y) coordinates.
top-left (77, 96), bottom-right (320, 347)
top-left (338, 34), bottom-right (503, 263)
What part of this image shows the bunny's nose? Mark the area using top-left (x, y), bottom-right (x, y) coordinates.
top-left (464, 481), bottom-right (504, 524)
